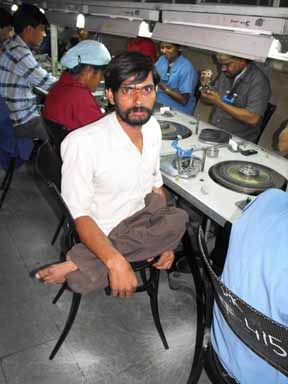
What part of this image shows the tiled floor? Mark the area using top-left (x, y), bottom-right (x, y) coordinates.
top-left (0, 163), bottom-right (211, 384)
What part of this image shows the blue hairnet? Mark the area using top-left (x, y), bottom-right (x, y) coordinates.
top-left (61, 40), bottom-right (111, 69)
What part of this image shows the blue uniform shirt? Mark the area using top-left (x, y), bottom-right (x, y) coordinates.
top-left (155, 54), bottom-right (198, 114)
top-left (212, 188), bottom-right (288, 384)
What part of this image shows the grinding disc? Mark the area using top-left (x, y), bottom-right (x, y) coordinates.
top-left (209, 161), bottom-right (287, 195)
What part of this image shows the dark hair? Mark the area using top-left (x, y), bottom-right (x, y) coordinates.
top-left (68, 63), bottom-right (107, 75)
top-left (13, 3), bottom-right (48, 34)
top-left (160, 41), bottom-right (181, 51)
top-left (104, 51), bottom-right (160, 92)
top-left (0, 7), bottom-right (12, 28)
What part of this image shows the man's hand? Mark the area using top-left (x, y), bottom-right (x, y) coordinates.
top-left (107, 256), bottom-right (138, 298)
top-left (75, 216), bottom-right (138, 298)
top-left (201, 89), bottom-right (222, 106)
top-left (201, 88), bottom-right (261, 126)
top-left (153, 250), bottom-right (175, 270)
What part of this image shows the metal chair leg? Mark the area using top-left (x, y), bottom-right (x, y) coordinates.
top-left (147, 268), bottom-right (169, 350)
top-left (51, 216), bottom-right (65, 245)
top-left (52, 282), bottom-right (67, 304)
top-left (0, 158), bottom-right (15, 208)
top-left (183, 228), bottom-right (210, 384)
top-left (0, 159), bottom-right (13, 189)
top-left (49, 292), bottom-right (82, 360)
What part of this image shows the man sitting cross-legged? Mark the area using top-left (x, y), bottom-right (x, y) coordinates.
top-left (36, 51), bottom-right (188, 297)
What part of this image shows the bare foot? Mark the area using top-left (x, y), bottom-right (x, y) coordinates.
top-left (35, 260), bottom-right (78, 284)
top-left (153, 250), bottom-right (175, 270)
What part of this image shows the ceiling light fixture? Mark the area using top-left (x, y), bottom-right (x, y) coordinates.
top-left (11, 4), bottom-right (18, 12)
top-left (138, 21), bottom-right (152, 38)
top-left (76, 2), bottom-right (87, 29)
top-left (76, 13), bottom-right (85, 29)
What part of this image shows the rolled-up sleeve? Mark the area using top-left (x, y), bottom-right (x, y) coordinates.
top-left (178, 64), bottom-right (198, 96)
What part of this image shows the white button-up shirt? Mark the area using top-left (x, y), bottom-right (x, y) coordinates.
top-left (61, 112), bottom-right (163, 235)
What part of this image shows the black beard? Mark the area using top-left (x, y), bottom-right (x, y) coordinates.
top-left (224, 72), bottom-right (234, 79)
top-left (224, 69), bottom-right (241, 79)
top-left (115, 105), bottom-right (153, 126)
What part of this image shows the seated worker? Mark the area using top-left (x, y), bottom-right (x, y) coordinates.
top-left (212, 188), bottom-right (288, 383)
top-left (201, 53), bottom-right (271, 143)
top-left (0, 7), bottom-right (13, 52)
top-left (155, 42), bottom-right (198, 114)
top-left (0, 3), bottom-right (56, 140)
top-left (35, 52), bottom-right (188, 297)
top-left (127, 37), bottom-right (157, 62)
top-left (43, 40), bottom-right (111, 132)
top-left (272, 119), bottom-right (288, 158)
top-left (78, 28), bottom-right (93, 41)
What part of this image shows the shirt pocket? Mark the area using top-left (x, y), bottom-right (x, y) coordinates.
top-left (141, 143), bottom-right (159, 187)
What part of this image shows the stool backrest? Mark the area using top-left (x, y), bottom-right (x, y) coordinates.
top-left (35, 141), bottom-right (79, 250)
top-left (256, 102), bottom-right (276, 143)
top-left (197, 227), bottom-right (288, 378)
top-left (35, 141), bottom-right (62, 190)
top-left (43, 118), bottom-right (68, 158)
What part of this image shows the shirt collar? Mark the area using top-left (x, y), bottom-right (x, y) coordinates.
top-left (14, 34), bottom-right (29, 48)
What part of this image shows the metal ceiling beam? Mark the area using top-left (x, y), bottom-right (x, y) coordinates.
top-left (11, 0), bottom-right (288, 61)
top-left (157, 3), bottom-right (288, 18)
top-left (161, 9), bottom-right (288, 34)
top-left (152, 22), bottom-right (274, 62)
